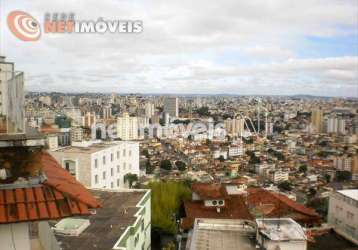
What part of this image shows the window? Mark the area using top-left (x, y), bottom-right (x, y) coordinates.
top-left (117, 165), bottom-right (120, 173)
top-left (65, 162), bottom-right (70, 171)
top-left (103, 156), bottom-right (106, 165)
top-left (117, 151), bottom-right (120, 159)
top-left (111, 153), bottom-right (114, 162)
top-left (102, 171), bottom-right (106, 180)
top-left (111, 168), bottom-right (114, 176)
top-left (117, 179), bottom-right (120, 187)
top-left (111, 182), bottom-right (114, 188)
top-left (129, 150), bottom-right (132, 157)
top-left (141, 220), bottom-right (144, 231)
top-left (123, 149), bottom-right (126, 157)
top-left (129, 164), bottom-right (132, 170)
top-left (218, 200), bottom-right (224, 205)
top-left (212, 200), bottom-right (217, 206)
top-left (347, 211), bottom-right (354, 220)
top-left (123, 162), bottom-right (126, 171)
top-left (94, 159), bottom-right (98, 168)
top-left (95, 175), bottom-right (98, 184)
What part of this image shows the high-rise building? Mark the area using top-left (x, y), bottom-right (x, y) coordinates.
top-left (82, 112), bottom-right (97, 128)
top-left (163, 97), bottom-right (179, 118)
top-left (311, 108), bottom-right (323, 133)
top-left (102, 106), bottom-right (112, 119)
top-left (0, 56), bottom-right (25, 134)
top-left (117, 112), bottom-right (138, 140)
top-left (225, 118), bottom-right (245, 137)
top-left (145, 102), bottom-right (155, 118)
top-left (326, 115), bottom-right (346, 134)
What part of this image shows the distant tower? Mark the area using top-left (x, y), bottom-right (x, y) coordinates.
top-left (163, 97), bottom-right (179, 118)
top-left (311, 108), bottom-right (323, 133)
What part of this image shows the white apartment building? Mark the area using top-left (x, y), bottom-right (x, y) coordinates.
top-left (228, 145), bottom-right (244, 157)
top-left (0, 56), bottom-right (25, 134)
top-left (71, 127), bottom-right (84, 142)
top-left (328, 189), bottom-right (358, 245)
top-left (267, 169), bottom-right (289, 183)
top-left (117, 112), bottom-right (139, 140)
top-left (163, 97), bottom-right (179, 118)
top-left (145, 102), bottom-right (155, 118)
top-left (50, 141), bottom-right (140, 189)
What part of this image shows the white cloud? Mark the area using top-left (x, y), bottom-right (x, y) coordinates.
top-left (1, 0), bottom-right (357, 96)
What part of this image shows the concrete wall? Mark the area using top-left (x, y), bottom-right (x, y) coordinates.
top-left (0, 223), bottom-right (30, 250)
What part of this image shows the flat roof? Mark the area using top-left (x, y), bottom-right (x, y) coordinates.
top-left (54, 189), bottom-right (148, 250)
top-left (189, 218), bottom-right (256, 250)
top-left (53, 142), bottom-right (137, 154)
top-left (337, 189), bottom-right (358, 201)
top-left (256, 218), bottom-right (306, 241)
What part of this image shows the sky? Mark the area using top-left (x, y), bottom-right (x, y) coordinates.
top-left (1, 0), bottom-right (357, 97)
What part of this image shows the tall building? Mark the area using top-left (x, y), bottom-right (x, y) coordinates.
top-left (311, 108), bottom-right (323, 133)
top-left (82, 112), bottom-right (97, 128)
top-left (0, 56), bottom-right (25, 134)
top-left (50, 141), bottom-right (140, 189)
top-left (145, 102), bottom-right (155, 118)
top-left (225, 118), bottom-right (245, 137)
top-left (326, 115), bottom-right (346, 134)
top-left (328, 190), bottom-right (358, 245)
top-left (102, 106), bottom-right (112, 119)
top-left (117, 112), bottom-right (138, 140)
top-left (163, 97), bottom-right (179, 118)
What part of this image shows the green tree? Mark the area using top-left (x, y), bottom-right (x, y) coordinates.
top-left (278, 181), bottom-right (292, 191)
top-left (160, 159), bottom-right (172, 171)
top-left (299, 165), bottom-right (307, 173)
top-left (147, 181), bottom-right (191, 234)
top-left (145, 160), bottom-right (154, 174)
top-left (124, 173), bottom-right (138, 188)
top-left (175, 160), bottom-right (186, 171)
top-left (218, 155), bottom-right (225, 162)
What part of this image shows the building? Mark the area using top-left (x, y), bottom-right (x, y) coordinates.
top-left (82, 112), bottom-right (97, 128)
top-left (117, 112), bottom-right (139, 140)
top-left (163, 97), bottom-right (179, 118)
top-left (187, 218), bottom-right (256, 250)
top-left (0, 56), bottom-right (25, 134)
top-left (228, 144), bottom-right (244, 157)
top-left (71, 127), bottom-right (84, 142)
top-left (326, 115), bottom-right (346, 134)
top-left (311, 108), bottom-right (323, 133)
top-left (50, 141), bottom-right (140, 189)
top-left (52, 189), bottom-right (151, 250)
top-left (256, 218), bottom-right (308, 250)
top-left (102, 106), bottom-right (112, 119)
top-left (145, 102), bottom-right (155, 118)
top-left (267, 169), bottom-right (289, 183)
top-left (0, 150), bottom-right (100, 250)
top-left (327, 189), bottom-right (358, 244)
top-left (225, 118), bottom-right (245, 137)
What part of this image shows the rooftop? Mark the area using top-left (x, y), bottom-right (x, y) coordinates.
top-left (54, 189), bottom-right (148, 250)
top-left (53, 141), bottom-right (137, 154)
top-left (0, 152), bottom-right (100, 224)
top-left (337, 189), bottom-right (358, 201)
top-left (188, 218), bottom-right (256, 250)
top-left (256, 218), bottom-right (307, 241)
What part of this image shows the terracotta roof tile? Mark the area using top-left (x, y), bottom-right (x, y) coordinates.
top-left (0, 152), bottom-right (100, 224)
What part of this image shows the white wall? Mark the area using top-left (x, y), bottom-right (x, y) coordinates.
top-left (0, 223), bottom-right (30, 250)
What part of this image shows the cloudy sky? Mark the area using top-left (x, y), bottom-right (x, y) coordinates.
top-left (1, 0), bottom-right (358, 96)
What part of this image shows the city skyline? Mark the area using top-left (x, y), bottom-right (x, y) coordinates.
top-left (1, 0), bottom-right (357, 97)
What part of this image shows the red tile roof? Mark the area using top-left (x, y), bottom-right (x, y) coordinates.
top-left (0, 152), bottom-right (100, 224)
top-left (182, 194), bottom-right (253, 230)
top-left (247, 188), bottom-right (320, 223)
top-left (191, 183), bottom-right (227, 199)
